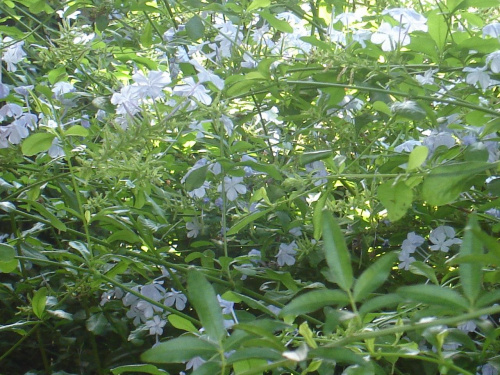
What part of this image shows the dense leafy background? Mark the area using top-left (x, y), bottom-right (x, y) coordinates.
top-left (1, 0), bottom-right (500, 374)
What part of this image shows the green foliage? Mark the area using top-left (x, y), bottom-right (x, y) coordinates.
top-left (1, 0), bottom-right (500, 374)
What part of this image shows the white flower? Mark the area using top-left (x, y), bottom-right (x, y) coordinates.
top-left (371, 22), bottom-right (410, 52)
top-left (423, 132), bottom-right (455, 154)
top-left (126, 303), bottom-right (145, 326)
top-left (188, 181), bottom-right (210, 199)
top-left (132, 70), bottom-right (171, 99)
top-left (416, 69), bottom-right (437, 85)
top-left (333, 12), bottom-right (362, 25)
top-left (478, 363), bottom-right (498, 375)
top-left (289, 227), bottom-right (302, 236)
top-left (220, 115), bottom-right (233, 136)
top-left (0, 83), bottom-right (9, 99)
top-left (352, 30), bottom-right (372, 48)
top-left (394, 140), bottom-right (422, 153)
top-left (483, 22), bottom-right (500, 39)
top-left (52, 82), bottom-right (75, 100)
top-left (276, 241), bottom-right (298, 267)
top-left (173, 77), bottom-right (212, 105)
top-left (186, 217), bottom-right (202, 238)
top-left (164, 289), bottom-right (187, 310)
top-left (7, 120), bottom-right (29, 144)
top-left (398, 251), bottom-right (416, 270)
top-left (305, 161), bottom-right (328, 186)
top-left (463, 66), bottom-right (491, 91)
top-left (145, 315), bottom-right (166, 336)
top-left (111, 85), bottom-right (142, 115)
top-left (48, 137), bottom-right (65, 158)
top-left (401, 232), bottom-right (425, 254)
top-left (217, 295), bottom-right (235, 315)
top-left (429, 226), bottom-right (462, 252)
top-left (189, 59), bottom-right (224, 91)
top-left (382, 8), bottom-right (428, 33)
top-left (486, 51), bottom-right (500, 73)
top-left (2, 37), bottom-right (27, 71)
top-left (186, 356), bottom-right (205, 371)
top-left (241, 52), bottom-right (257, 68)
top-left (0, 103), bottom-right (23, 120)
top-left (218, 176), bottom-right (246, 201)
top-left (141, 283), bottom-right (166, 301)
top-left (100, 288), bottom-right (124, 306)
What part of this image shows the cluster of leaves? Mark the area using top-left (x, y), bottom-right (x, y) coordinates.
top-left (1, 0), bottom-right (500, 374)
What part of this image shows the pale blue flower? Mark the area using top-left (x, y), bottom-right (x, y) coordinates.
top-left (145, 315), bottom-right (166, 336)
top-left (164, 289), bottom-right (187, 310)
top-left (463, 66), bottom-right (491, 91)
top-left (276, 241), bottom-right (297, 266)
top-left (429, 226), bottom-right (462, 252)
top-left (218, 176), bottom-right (246, 201)
top-left (2, 37), bottom-right (26, 71)
top-left (186, 218), bottom-right (202, 238)
top-left (483, 22), bottom-right (500, 39)
top-left (371, 22), bottom-right (410, 51)
top-left (398, 251), bottom-right (416, 270)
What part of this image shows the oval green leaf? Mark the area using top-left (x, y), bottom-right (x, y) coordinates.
top-left (187, 269), bottom-right (227, 343)
top-left (322, 211), bottom-right (353, 292)
top-left (21, 133), bottom-right (56, 156)
top-left (280, 289), bottom-right (349, 317)
top-left (353, 252), bottom-right (398, 302)
top-left (141, 336), bottom-right (218, 363)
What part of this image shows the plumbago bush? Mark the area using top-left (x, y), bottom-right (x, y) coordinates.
top-left (1, 0), bottom-right (500, 373)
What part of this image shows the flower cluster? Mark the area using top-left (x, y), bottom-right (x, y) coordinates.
top-left (398, 226), bottom-right (462, 270)
top-left (101, 281), bottom-right (188, 342)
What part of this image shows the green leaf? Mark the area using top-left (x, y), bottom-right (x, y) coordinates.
top-left (192, 361), bottom-right (222, 375)
top-left (186, 15), bottom-right (205, 41)
top-left (141, 22), bottom-right (153, 47)
top-left (141, 336), bottom-right (218, 363)
top-left (459, 215), bottom-right (483, 305)
top-left (313, 193), bottom-right (328, 240)
top-left (168, 314), bottom-right (198, 333)
top-left (247, 0), bottom-right (270, 11)
top-left (299, 150), bottom-right (333, 166)
top-left (95, 14), bottom-right (109, 31)
top-left (21, 133), bottom-right (56, 156)
top-left (408, 261), bottom-right (439, 285)
top-left (427, 11), bottom-right (448, 52)
top-left (280, 289), bottom-right (349, 317)
top-left (22, 200), bottom-right (67, 232)
top-left (64, 125), bottom-right (89, 137)
top-left (353, 252), bottom-right (398, 302)
top-left (0, 243), bottom-right (18, 273)
top-left (377, 180), bottom-right (413, 222)
top-left (407, 146), bottom-right (429, 171)
top-left (185, 165), bottom-right (208, 191)
top-left (48, 66), bottom-right (67, 85)
top-left (86, 313), bottom-right (108, 335)
top-left (397, 285), bottom-right (468, 311)
top-left (358, 293), bottom-right (403, 315)
top-left (111, 364), bottom-right (169, 374)
top-left (187, 269), bottom-right (226, 343)
top-left (310, 347), bottom-right (365, 365)
top-left (227, 347), bottom-right (282, 364)
top-left (322, 211), bottom-right (353, 292)
top-left (422, 162), bottom-right (491, 206)
top-left (226, 207), bottom-right (273, 236)
top-left (32, 287), bottom-right (47, 319)
top-left (259, 11), bottom-right (293, 33)
top-left (0, 243), bottom-right (16, 262)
